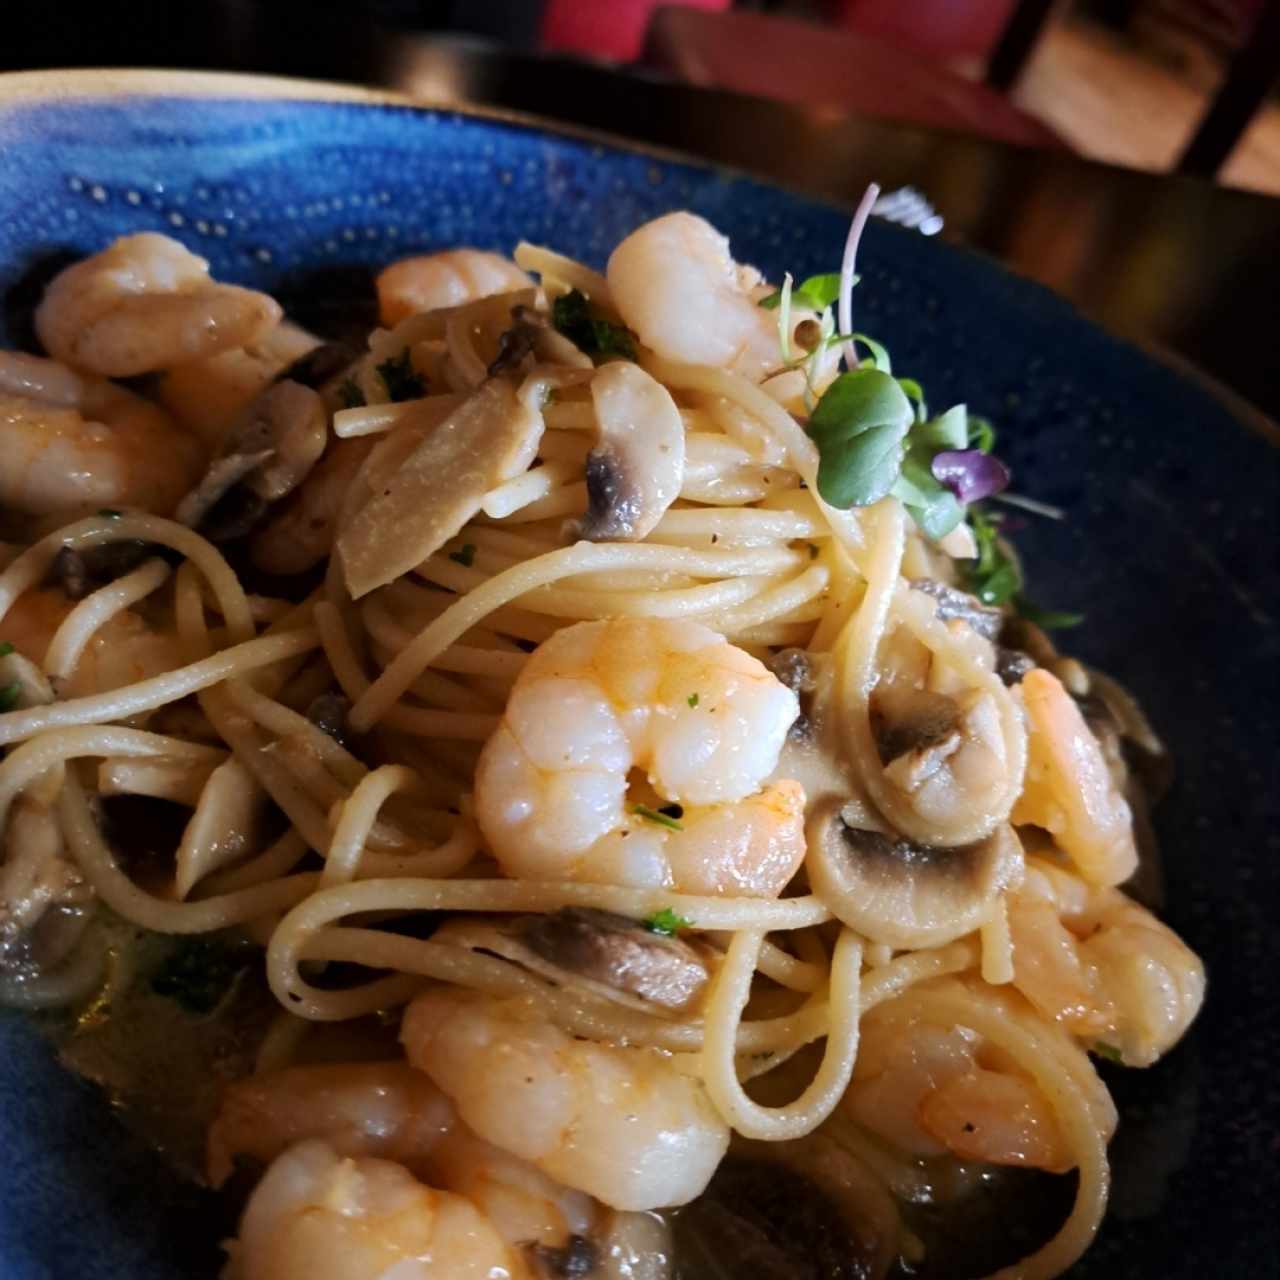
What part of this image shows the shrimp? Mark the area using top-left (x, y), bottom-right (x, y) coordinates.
top-left (1012, 668), bottom-right (1138, 887)
top-left (225, 1140), bottom-right (529, 1280)
top-left (0, 351), bottom-right (204, 516)
top-left (376, 249), bottom-right (532, 326)
top-left (0, 587), bottom-right (182, 699)
top-left (210, 1061), bottom-right (674, 1271)
top-left (607, 212), bottom-right (808, 382)
top-left (35, 233), bottom-right (281, 377)
top-left (1008, 857), bottom-right (1205, 1067)
top-left (401, 989), bottom-right (731, 1211)
top-left (845, 983), bottom-right (1114, 1173)
top-left (474, 618), bottom-right (805, 896)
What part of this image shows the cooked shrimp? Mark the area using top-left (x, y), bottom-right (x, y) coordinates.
top-left (1012, 669), bottom-right (1138, 886)
top-left (35, 233), bottom-right (281, 377)
top-left (607, 212), bottom-right (808, 382)
top-left (208, 1062), bottom-right (597, 1247)
top-left (0, 352), bottom-right (204, 516)
top-left (376, 249), bottom-right (531, 326)
top-left (401, 989), bottom-right (731, 1210)
top-left (1009, 857), bottom-right (1205, 1066)
top-left (845, 987), bottom-right (1108, 1173)
top-left (226, 1139), bottom-right (528, 1280)
top-left (474, 617), bottom-right (805, 896)
top-left (0, 587), bottom-right (182, 699)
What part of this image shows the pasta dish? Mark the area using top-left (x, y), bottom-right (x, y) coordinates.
top-left (0, 191), bottom-right (1205, 1279)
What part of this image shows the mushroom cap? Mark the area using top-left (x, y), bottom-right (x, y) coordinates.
top-left (807, 799), bottom-right (1024, 949)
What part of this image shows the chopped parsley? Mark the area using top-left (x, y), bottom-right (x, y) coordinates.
top-left (1015, 596), bottom-right (1085, 631)
top-left (338, 377), bottom-right (366, 409)
top-left (150, 937), bottom-right (248, 1016)
top-left (0, 683), bottom-right (20, 713)
top-left (375, 350), bottom-right (426, 402)
top-left (448, 543), bottom-right (477, 568)
top-left (552, 289), bottom-right (636, 362)
top-left (1091, 1041), bottom-right (1124, 1065)
top-left (963, 506), bottom-right (1022, 605)
top-left (643, 907), bottom-right (694, 936)
top-left (0, 642), bottom-right (13, 658)
top-left (97, 508), bottom-right (122, 519)
top-left (632, 803), bottom-right (684, 832)
top-left (687, 692), bottom-right (700, 708)
top-left (758, 272), bottom-right (846, 311)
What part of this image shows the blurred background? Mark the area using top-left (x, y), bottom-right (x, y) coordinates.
top-left (4, 0), bottom-right (1278, 194)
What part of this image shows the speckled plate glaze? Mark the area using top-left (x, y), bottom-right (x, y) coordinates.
top-left (0, 70), bottom-right (1275, 1280)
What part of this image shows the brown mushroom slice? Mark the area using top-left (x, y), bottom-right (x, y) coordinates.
top-left (579, 362), bottom-right (685, 541)
top-left (489, 305), bottom-right (593, 377)
top-left (909, 578), bottom-right (1003, 641)
top-left (807, 800), bottom-right (1024, 949)
top-left (175, 378), bottom-right (328, 536)
top-left (337, 377), bottom-right (544, 599)
top-left (432, 908), bottom-right (711, 1015)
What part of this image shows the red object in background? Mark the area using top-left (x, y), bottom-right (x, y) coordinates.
top-left (646, 7), bottom-right (1065, 148)
top-left (541, 0), bottom-right (730, 62)
top-left (833, 0), bottom-right (1019, 63)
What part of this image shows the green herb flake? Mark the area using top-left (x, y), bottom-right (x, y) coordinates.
top-left (1091, 1041), bottom-right (1124, 1065)
top-left (552, 289), bottom-right (636, 362)
top-left (963, 507), bottom-right (1022, 605)
top-left (759, 272), bottom-right (849, 311)
top-left (0, 642), bottom-right (14, 658)
top-left (687, 692), bottom-right (700, 708)
top-left (448, 543), bottom-right (477, 568)
top-left (643, 907), bottom-right (694, 936)
top-left (375, 350), bottom-right (426, 403)
top-left (806, 368), bottom-right (914, 509)
top-left (969, 416), bottom-right (996, 454)
top-left (338, 377), bottom-right (366, 409)
top-left (632, 803), bottom-right (684, 832)
top-left (1015, 596), bottom-right (1085, 631)
top-left (150, 937), bottom-right (248, 1016)
top-left (0, 683), bottom-right (20, 713)
top-left (97, 508), bottom-right (122, 519)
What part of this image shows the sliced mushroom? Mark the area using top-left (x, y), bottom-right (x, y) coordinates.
top-left (174, 757), bottom-right (268, 900)
top-left (527, 1235), bottom-right (600, 1279)
top-left (994, 646), bottom-right (1036, 686)
top-left (579, 362), bottom-right (685, 542)
top-left (51, 540), bottom-right (161, 600)
top-left (337, 376), bottom-right (544, 599)
top-left (807, 799), bottom-right (1024, 949)
top-left (273, 340), bottom-right (360, 390)
top-left (175, 378), bottom-right (328, 538)
top-left (870, 688), bottom-right (961, 771)
top-left (489, 305), bottom-right (593, 377)
top-left (432, 909), bottom-right (712, 1016)
top-left (909, 578), bottom-right (1003, 641)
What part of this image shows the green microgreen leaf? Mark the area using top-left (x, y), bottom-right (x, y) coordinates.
top-left (963, 507), bottom-right (1023, 605)
top-left (969, 415), bottom-right (996, 453)
top-left (687, 692), bottom-right (700, 708)
top-left (851, 333), bottom-right (892, 373)
top-left (0, 683), bottom-right (20, 713)
top-left (806, 368), bottom-right (914, 508)
top-left (642, 907), bottom-right (694, 936)
top-left (759, 272), bottom-right (848, 311)
top-left (0, 642), bottom-right (14, 658)
top-left (1015, 596), bottom-right (1085, 630)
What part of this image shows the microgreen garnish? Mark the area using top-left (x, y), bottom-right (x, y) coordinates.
top-left (552, 289), bottom-right (636, 362)
top-left (338, 377), bottom-right (365, 409)
top-left (643, 907), bottom-right (694, 936)
top-left (0, 683), bottom-right (19, 713)
top-left (97, 508), bottom-right (122, 519)
top-left (969, 416), bottom-right (996, 454)
top-left (1014, 597), bottom-right (1085, 631)
top-left (1091, 1041), bottom-right (1124, 1064)
top-left (931, 450), bottom-right (1012, 504)
top-left (448, 543), bottom-right (477, 568)
top-left (0, 642), bottom-right (14, 658)
top-left (633, 804), bottom-right (684, 831)
top-left (850, 333), bottom-right (892, 373)
top-left (687, 692), bottom-right (700, 708)
top-left (963, 507), bottom-right (1021, 605)
top-left (759, 272), bottom-right (845, 311)
top-left (375, 350), bottom-right (425, 402)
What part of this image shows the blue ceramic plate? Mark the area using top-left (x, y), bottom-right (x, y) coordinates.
top-left (0, 70), bottom-right (1275, 1279)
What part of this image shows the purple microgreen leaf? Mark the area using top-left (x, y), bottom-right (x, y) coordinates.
top-left (931, 449), bottom-right (1011, 503)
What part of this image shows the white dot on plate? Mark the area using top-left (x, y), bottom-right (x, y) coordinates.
top-left (126, 190), bottom-right (142, 205)
top-left (68, 176), bottom-right (84, 191)
top-left (90, 185), bottom-right (107, 202)
top-left (169, 212), bottom-right (185, 227)
top-left (255, 248), bottom-right (272, 263)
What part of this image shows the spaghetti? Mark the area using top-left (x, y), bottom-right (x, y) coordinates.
top-left (0, 211), bottom-right (1205, 1280)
